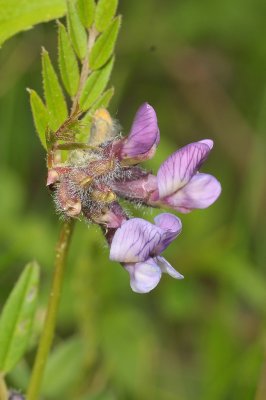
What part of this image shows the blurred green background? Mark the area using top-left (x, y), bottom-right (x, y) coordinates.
top-left (0, 0), bottom-right (266, 399)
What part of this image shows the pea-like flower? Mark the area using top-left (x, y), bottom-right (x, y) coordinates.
top-left (111, 139), bottom-right (221, 213)
top-left (110, 213), bottom-right (183, 293)
top-left (111, 102), bottom-right (160, 164)
top-left (150, 139), bottom-right (222, 212)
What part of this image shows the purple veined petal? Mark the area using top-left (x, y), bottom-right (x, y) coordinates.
top-left (120, 103), bottom-right (160, 162)
top-left (154, 213), bottom-right (182, 235)
top-left (153, 213), bottom-right (182, 253)
top-left (156, 256), bottom-right (184, 279)
top-left (199, 139), bottom-right (213, 149)
top-left (157, 140), bottom-right (213, 199)
top-left (163, 172), bottom-right (221, 212)
top-left (110, 218), bottom-right (164, 263)
top-left (124, 258), bottom-right (162, 293)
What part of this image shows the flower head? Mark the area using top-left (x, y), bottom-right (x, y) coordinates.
top-left (110, 213), bottom-right (183, 293)
top-left (47, 103), bottom-right (221, 293)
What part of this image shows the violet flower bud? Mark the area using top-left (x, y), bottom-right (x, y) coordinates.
top-left (111, 103), bottom-right (160, 164)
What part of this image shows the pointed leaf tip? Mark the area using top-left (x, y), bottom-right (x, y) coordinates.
top-left (28, 89), bottom-right (48, 150)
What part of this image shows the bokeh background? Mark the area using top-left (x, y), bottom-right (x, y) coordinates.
top-left (0, 0), bottom-right (266, 399)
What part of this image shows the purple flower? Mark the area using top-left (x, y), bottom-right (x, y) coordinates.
top-left (110, 213), bottom-right (183, 293)
top-left (111, 103), bottom-right (160, 164)
top-left (110, 140), bottom-right (221, 213)
top-left (152, 140), bottom-right (221, 212)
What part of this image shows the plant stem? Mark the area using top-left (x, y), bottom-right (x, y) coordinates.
top-left (0, 374), bottom-right (8, 400)
top-left (27, 220), bottom-right (75, 400)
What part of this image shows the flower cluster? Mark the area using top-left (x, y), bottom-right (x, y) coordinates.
top-left (47, 103), bottom-right (221, 293)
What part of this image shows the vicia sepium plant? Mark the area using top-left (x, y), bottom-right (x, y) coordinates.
top-left (0, 0), bottom-right (221, 399)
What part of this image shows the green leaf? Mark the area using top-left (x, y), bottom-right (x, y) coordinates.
top-left (42, 48), bottom-right (68, 131)
top-left (89, 16), bottom-right (121, 70)
top-left (27, 89), bottom-right (48, 150)
top-left (0, 0), bottom-right (66, 46)
top-left (95, 0), bottom-right (118, 32)
top-left (77, 0), bottom-right (95, 29)
top-left (0, 261), bottom-right (40, 374)
top-left (67, 0), bottom-right (87, 60)
top-left (58, 22), bottom-right (80, 97)
top-left (80, 57), bottom-right (114, 111)
top-left (91, 87), bottom-right (114, 111)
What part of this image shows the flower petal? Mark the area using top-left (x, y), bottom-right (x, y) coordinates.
top-left (164, 173), bottom-right (221, 212)
top-left (153, 213), bottom-right (182, 253)
top-left (157, 140), bottom-right (213, 198)
top-left (91, 202), bottom-right (127, 229)
top-left (124, 258), bottom-right (162, 293)
top-left (120, 103), bottom-right (160, 162)
top-left (110, 218), bottom-right (163, 263)
top-left (110, 173), bottom-right (158, 201)
top-left (156, 256), bottom-right (184, 279)
top-left (154, 213), bottom-right (182, 235)
top-left (199, 139), bottom-right (213, 149)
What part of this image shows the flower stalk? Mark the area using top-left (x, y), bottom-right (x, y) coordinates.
top-left (26, 220), bottom-right (74, 400)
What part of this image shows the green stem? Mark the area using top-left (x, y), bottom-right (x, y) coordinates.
top-left (27, 220), bottom-right (75, 400)
top-left (0, 374), bottom-right (8, 400)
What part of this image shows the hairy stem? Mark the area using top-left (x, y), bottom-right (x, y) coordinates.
top-left (0, 375), bottom-right (8, 400)
top-left (27, 220), bottom-right (75, 400)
